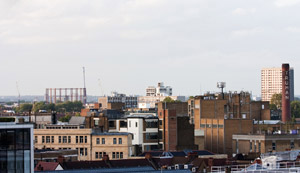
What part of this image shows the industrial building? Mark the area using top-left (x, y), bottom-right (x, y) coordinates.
top-left (188, 91), bottom-right (270, 155)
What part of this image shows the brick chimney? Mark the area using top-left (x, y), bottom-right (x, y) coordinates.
top-left (57, 156), bottom-right (65, 165)
top-left (145, 153), bottom-right (152, 160)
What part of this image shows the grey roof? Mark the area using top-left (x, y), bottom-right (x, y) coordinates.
top-left (68, 116), bottom-right (85, 125)
top-left (92, 130), bottom-right (131, 136)
top-left (37, 166), bottom-right (192, 173)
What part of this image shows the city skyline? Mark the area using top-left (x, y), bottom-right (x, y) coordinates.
top-left (1, 0), bottom-right (300, 96)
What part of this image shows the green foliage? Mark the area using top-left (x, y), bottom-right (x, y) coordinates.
top-left (269, 104), bottom-right (278, 110)
top-left (291, 100), bottom-right (300, 118)
top-left (16, 103), bottom-right (33, 113)
top-left (189, 96), bottom-right (194, 100)
top-left (32, 101), bottom-right (83, 113)
top-left (162, 96), bottom-right (181, 103)
top-left (270, 93), bottom-right (282, 109)
top-left (55, 101), bottom-right (83, 113)
top-left (59, 114), bottom-right (71, 122)
top-left (33, 102), bottom-right (55, 112)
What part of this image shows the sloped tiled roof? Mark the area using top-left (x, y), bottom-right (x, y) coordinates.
top-left (69, 116), bottom-right (85, 125)
top-left (34, 162), bottom-right (60, 171)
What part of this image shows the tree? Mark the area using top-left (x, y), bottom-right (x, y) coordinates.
top-left (59, 114), bottom-right (71, 122)
top-left (270, 93), bottom-right (282, 109)
top-left (18, 103), bottom-right (33, 113)
top-left (291, 101), bottom-right (300, 118)
top-left (189, 96), bottom-right (194, 100)
top-left (162, 96), bottom-right (181, 103)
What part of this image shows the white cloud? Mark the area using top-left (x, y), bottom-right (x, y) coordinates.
top-left (275, 0), bottom-right (300, 7)
top-left (231, 27), bottom-right (264, 38)
top-left (285, 26), bottom-right (300, 32)
top-left (232, 8), bottom-right (256, 15)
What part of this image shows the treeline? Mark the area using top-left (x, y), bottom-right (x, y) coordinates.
top-left (15, 101), bottom-right (83, 113)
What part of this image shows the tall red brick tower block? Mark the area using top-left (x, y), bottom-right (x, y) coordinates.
top-left (282, 63), bottom-right (291, 122)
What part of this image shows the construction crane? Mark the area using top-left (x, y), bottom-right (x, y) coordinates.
top-left (16, 81), bottom-right (20, 107)
top-left (98, 78), bottom-right (104, 96)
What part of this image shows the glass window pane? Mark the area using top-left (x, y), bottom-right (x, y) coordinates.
top-left (7, 130), bottom-right (15, 150)
top-left (0, 151), bottom-right (7, 171)
top-left (23, 129), bottom-right (30, 150)
top-left (24, 150), bottom-right (30, 173)
top-left (16, 150), bottom-right (24, 172)
top-left (16, 129), bottom-right (24, 150)
top-left (7, 151), bottom-right (15, 171)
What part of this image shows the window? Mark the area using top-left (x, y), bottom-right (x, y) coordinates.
top-left (80, 148), bottom-right (84, 156)
top-left (291, 141), bottom-right (295, 149)
top-left (112, 152), bottom-right (115, 158)
top-left (250, 141), bottom-right (252, 152)
top-left (76, 136), bottom-right (78, 143)
top-left (259, 142), bottom-right (261, 153)
top-left (119, 138), bottom-right (122, 144)
top-left (51, 136), bottom-right (54, 143)
top-left (59, 136), bottom-right (62, 143)
top-left (42, 136), bottom-right (45, 143)
top-left (129, 121), bottom-right (131, 127)
top-left (135, 122), bottom-right (138, 127)
top-left (96, 138), bottom-right (100, 144)
top-left (113, 138), bottom-right (117, 144)
top-left (102, 138), bottom-right (105, 144)
top-left (80, 136), bottom-right (83, 143)
top-left (95, 152), bottom-right (99, 159)
top-left (116, 152), bottom-right (119, 158)
top-left (63, 136), bottom-right (67, 143)
top-left (68, 136), bottom-right (71, 143)
top-left (200, 124), bottom-right (206, 128)
top-left (35, 136), bottom-right (38, 143)
top-left (85, 148), bottom-right (87, 156)
top-left (254, 142), bottom-right (257, 152)
top-left (85, 136), bottom-right (87, 143)
top-left (272, 141), bottom-right (276, 150)
top-left (146, 133), bottom-right (158, 140)
top-left (120, 152), bottom-right (123, 159)
top-left (159, 120), bottom-right (162, 126)
top-left (146, 121), bottom-right (158, 128)
top-left (46, 136), bottom-right (50, 143)
top-left (218, 124), bottom-right (224, 128)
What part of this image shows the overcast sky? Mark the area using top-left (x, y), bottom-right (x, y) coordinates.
top-left (1, 0), bottom-right (300, 97)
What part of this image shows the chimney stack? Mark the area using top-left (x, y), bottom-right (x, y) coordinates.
top-left (282, 63), bottom-right (291, 122)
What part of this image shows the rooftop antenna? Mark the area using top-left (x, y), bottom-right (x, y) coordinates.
top-left (16, 81), bottom-right (20, 107)
top-left (217, 82), bottom-right (226, 99)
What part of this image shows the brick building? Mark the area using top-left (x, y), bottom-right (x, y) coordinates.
top-left (34, 129), bottom-right (134, 161)
top-left (188, 92), bottom-right (270, 155)
top-left (232, 134), bottom-right (300, 155)
top-left (157, 102), bottom-right (197, 151)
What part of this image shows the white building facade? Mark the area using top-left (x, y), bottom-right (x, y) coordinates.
top-left (261, 67), bottom-right (294, 102)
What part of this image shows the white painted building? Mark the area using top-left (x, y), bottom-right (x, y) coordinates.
top-left (109, 113), bottom-right (159, 154)
top-left (146, 82), bottom-right (172, 96)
